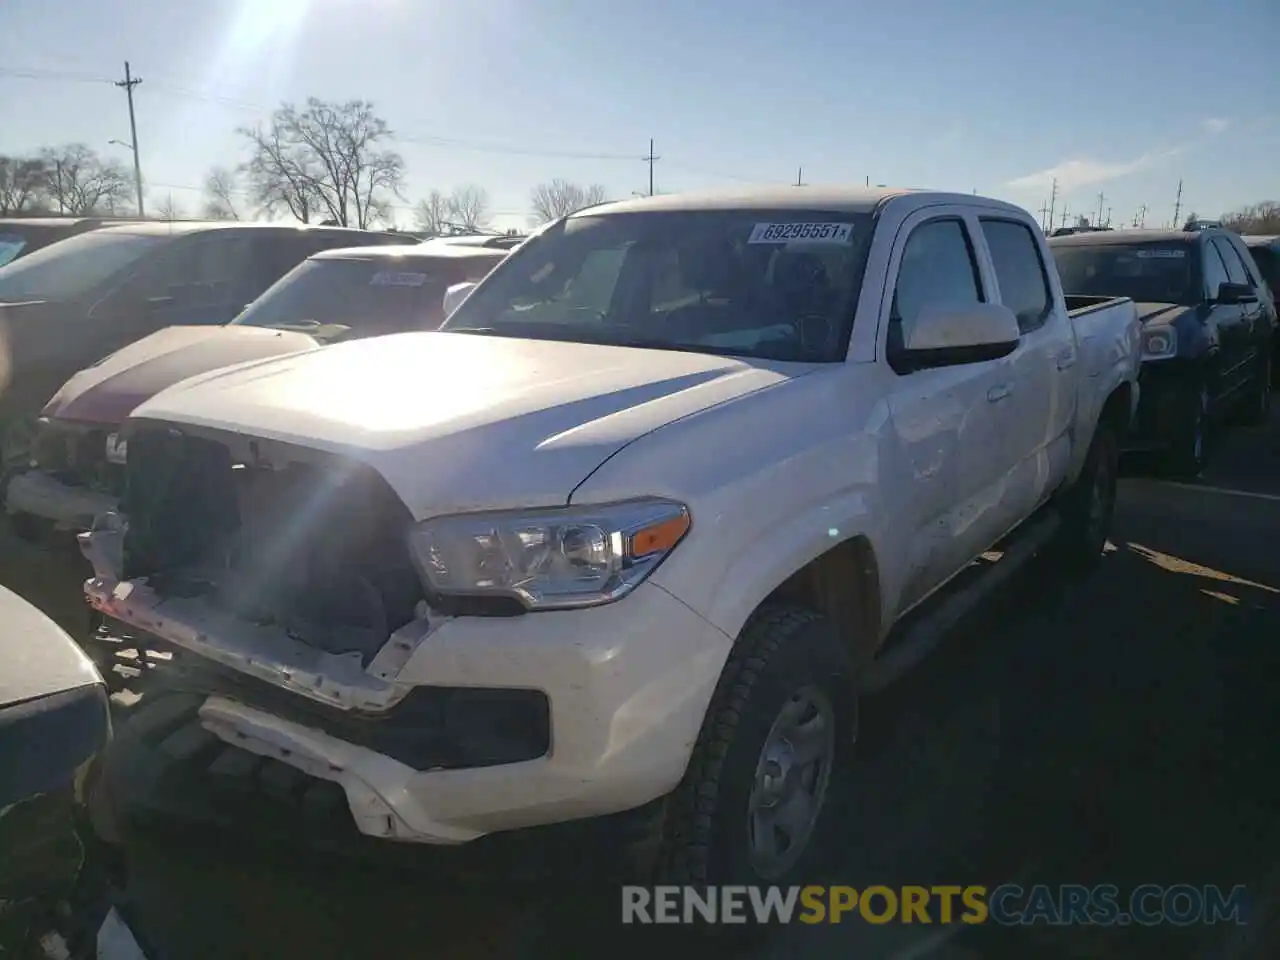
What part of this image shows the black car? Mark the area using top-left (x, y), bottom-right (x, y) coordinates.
top-left (1243, 234), bottom-right (1280, 375)
top-left (0, 584), bottom-right (150, 959)
top-left (1050, 228), bottom-right (1275, 475)
top-left (0, 221), bottom-right (405, 466)
top-left (0, 217), bottom-right (145, 268)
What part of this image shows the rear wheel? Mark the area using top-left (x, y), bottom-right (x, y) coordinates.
top-left (654, 606), bottom-right (853, 911)
top-left (1160, 383), bottom-right (1211, 478)
top-left (1238, 350), bottom-right (1272, 426)
top-left (1052, 421), bottom-right (1118, 571)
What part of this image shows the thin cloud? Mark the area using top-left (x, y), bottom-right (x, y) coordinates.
top-left (1202, 117), bottom-right (1230, 135)
top-left (1006, 147), bottom-right (1183, 192)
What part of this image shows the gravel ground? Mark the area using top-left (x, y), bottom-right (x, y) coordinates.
top-left (3, 408), bottom-right (1279, 959)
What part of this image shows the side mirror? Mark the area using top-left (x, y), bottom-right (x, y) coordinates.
top-left (896, 302), bottom-right (1021, 369)
top-left (1214, 282), bottom-right (1256, 305)
top-left (442, 281), bottom-right (478, 319)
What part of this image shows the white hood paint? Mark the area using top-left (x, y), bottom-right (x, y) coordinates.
top-left (130, 331), bottom-right (808, 518)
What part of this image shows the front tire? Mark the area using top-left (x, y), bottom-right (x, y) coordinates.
top-left (1160, 383), bottom-right (1211, 478)
top-left (655, 606), bottom-right (853, 897)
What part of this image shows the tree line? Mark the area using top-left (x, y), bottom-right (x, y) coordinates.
top-left (1, 97), bottom-right (611, 232)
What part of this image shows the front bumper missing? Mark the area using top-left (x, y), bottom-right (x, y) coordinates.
top-left (80, 524), bottom-right (735, 846)
top-left (5, 469), bottom-right (118, 531)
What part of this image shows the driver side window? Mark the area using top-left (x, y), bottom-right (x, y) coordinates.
top-left (888, 218), bottom-right (984, 372)
top-left (1202, 242), bottom-right (1231, 300)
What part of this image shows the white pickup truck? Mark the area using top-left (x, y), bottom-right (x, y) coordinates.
top-left (82, 187), bottom-right (1139, 887)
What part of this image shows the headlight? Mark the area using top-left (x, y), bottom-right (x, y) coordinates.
top-left (407, 498), bottom-right (691, 610)
top-left (1141, 325), bottom-right (1177, 361)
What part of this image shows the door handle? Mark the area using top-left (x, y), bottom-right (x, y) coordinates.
top-left (1056, 351), bottom-right (1076, 370)
top-left (987, 384), bottom-right (1012, 403)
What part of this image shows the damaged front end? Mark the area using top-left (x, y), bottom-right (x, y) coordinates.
top-left (81, 421), bottom-right (433, 712)
top-left (5, 420), bottom-right (125, 538)
top-left (79, 422), bottom-right (550, 776)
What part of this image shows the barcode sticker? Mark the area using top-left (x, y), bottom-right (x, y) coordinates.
top-left (748, 222), bottom-right (855, 244)
top-left (1135, 249), bottom-right (1186, 259)
top-left (370, 271), bottom-right (428, 286)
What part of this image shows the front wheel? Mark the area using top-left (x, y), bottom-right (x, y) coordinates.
top-left (655, 606), bottom-right (853, 899)
top-left (1160, 383), bottom-right (1211, 478)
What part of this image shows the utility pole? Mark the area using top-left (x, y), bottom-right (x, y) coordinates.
top-left (1138, 204), bottom-right (1147, 228)
top-left (1047, 177), bottom-right (1058, 235)
top-left (54, 160), bottom-right (64, 214)
top-left (1038, 200), bottom-right (1051, 233)
top-left (642, 138), bottom-right (660, 197)
top-left (115, 61), bottom-right (145, 217)
top-left (865, 175), bottom-right (870, 187)
top-left (1095, 192), bottom-right (1106, 227)
top-left (1059, 207), bottom-right (1070, 230)
top-left (795, 166), bottom-right (805, 187)
top-left (1105, 207), bottom-right (1112, 228)
top-left (1172, 179), bottom-right (1183, 229)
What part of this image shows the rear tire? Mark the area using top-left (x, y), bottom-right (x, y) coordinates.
top-left (1238, 350), bottom-right (1272, 426)
top-left (1052, 420), bottom-right (1118, 571)
top-left (654, 606), bottom-right (853, 925)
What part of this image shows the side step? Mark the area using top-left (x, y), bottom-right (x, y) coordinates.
top-left (856, 512), bottom-right (1062, 694)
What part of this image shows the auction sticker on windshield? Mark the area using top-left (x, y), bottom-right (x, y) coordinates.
top-left (1135, 249), bottom-right (1186, 259)
top-left (748, 222), bottom-right (854, 244)
top-left (369, 271), bottom-right (428, 286)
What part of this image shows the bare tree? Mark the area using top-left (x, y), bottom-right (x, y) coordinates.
top-left (38, 145), bottom-right (131, 216)
top-left (238, 98), bottom-right (404, 228)
top-left (155, 194), bottom-right (184, 221)
top-left (202, 166), bottom-right (241, 220)
top-left (1221, 201), bottom-right (1280, 235)
top-left (530, 179), bottom-right (608, 225)
top-left (448, 185), bottom-right (490, 231)
top-left (413, 189), bottom-right (452, 236)
top-left (0, 155), bottom-right (50, 215)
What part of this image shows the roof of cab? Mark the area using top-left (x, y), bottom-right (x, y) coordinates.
top-left (572, 184), bottom-right (981, 217)
top-left (88, 220), bottom-right (391, 238)
top-left (309, 242), bottom-right (511, 262)
top-left (1048, 228), bottom-right (1210, 247)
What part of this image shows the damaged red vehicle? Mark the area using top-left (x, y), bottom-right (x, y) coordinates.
top-left (3, 241), bottom-right (508, 543)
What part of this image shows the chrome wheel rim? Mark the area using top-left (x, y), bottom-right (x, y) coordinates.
top-left (746, 685), bottom-right (836, 879)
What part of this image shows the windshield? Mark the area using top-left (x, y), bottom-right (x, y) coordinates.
top-left (231, 257), bottom-right (480, 339)
top-left (0, 234), bottom-right (30, 267)
top-left (1051, 242), bottom-right (1196, 305)
top-left (0, 230), bottom-right (167, 302)
top-left (440, 209), bottom-right (874, 362)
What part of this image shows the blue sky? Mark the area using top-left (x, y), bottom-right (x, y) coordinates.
top-left (2, 0), bottom-right (1277, 231)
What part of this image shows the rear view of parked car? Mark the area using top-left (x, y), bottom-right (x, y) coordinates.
top-left (3, 242), bottom-right (509, 541)
top-left (0, 221), bottom-right (406, 467)
top-left (1050, 228), bottom-right (1275, 475)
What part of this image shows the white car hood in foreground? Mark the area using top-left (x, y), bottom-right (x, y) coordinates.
top-left (130, 331), bottom-right (805, 517)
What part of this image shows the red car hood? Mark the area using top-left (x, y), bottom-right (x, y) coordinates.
top-left (41, 325), bottom-right (322, 426)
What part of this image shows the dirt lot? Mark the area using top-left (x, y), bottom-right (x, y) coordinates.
top-left (4, 412), bottom-right (1280, 959)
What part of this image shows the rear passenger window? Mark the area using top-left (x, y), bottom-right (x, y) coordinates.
top-left (981, 219), bottom-right (1052, 332)
top-left (890, 219), bottom-right (983, 357)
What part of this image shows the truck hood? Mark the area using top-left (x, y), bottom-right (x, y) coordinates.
top-left (1133, 302), bottom-right (1191, 324)
top-left (130, 331), bottom-right (804, 518)
top-left (41, 324), bottom-right (322, 426)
